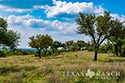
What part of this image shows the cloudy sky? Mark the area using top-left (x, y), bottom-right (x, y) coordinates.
top-left (0, 0), bottom-right (125, 48)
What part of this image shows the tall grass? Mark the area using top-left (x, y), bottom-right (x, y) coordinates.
top-left (0, 51), bottom-right (125, 83)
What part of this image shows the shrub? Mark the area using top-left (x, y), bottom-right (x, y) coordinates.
top-left (51, 49), bottom-right (60, 56)
top-left (121, 45), bottom-right (125, 56)
top-left (13, 49), bottom-right (35, 55)
top-left (39, 49), bottom-right (60, 57)
top-left (13, 49), bottom-right (23, 55)
top-left (87, 48), bottom-right (93, 51)
top-left (22, 50), bottom-right (35, 55)
top-left (98, 45), bottom-right (108, 53)
top-left (0, 50), bottom-right (8, 57)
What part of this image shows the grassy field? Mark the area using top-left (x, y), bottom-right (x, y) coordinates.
top-left (0, 51), bottom-right (125, 83)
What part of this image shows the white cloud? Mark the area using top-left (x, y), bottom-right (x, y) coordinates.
top-left (6, 14), bottom-right (85, 48)
top-left (0, 5), bottom-right (8, 9)
top-left (0, 0), bottom-right (105, 16)
top-left (111, 14), bottom-right (125, 22)
top-left (7, 14), bottom-right (77, 32)
top-left (94, 6), bottom-right (105, 15)
top-left (0, 5), bottom-right (32, 13)
top-left (6, 8), bottom-right (32, 13)
top-left (36, 0), bottom-right (105, 17)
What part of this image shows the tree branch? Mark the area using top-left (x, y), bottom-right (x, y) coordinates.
top-left (97, 33), bottom-right (103, 45)
top-left (89, 31), bottom-right (96, 44)
top-left (99, 36), bottom-right (110, 46)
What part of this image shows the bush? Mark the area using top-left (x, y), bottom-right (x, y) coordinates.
top-left (98, 45), bottom-right (108, 53)
top-left (22, 50), bottom-right (35, 55)
top-left (13, 49), bottom-right (35, 55)
top-left (121, 45), bottom-right (125, 57)
top-left (51, 49), bottom-right (60, 56)
top-left (0, 50), bottom-right (8, 57)
top-left (13, 49), bottom-right (23, 55)
top-left (87, 48), bottom-right (93, 51)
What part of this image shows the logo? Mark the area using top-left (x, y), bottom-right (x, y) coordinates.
top-left (86, 69), bottom-right (95, 79)
top-left (62, 69), bottom-right (121, 79)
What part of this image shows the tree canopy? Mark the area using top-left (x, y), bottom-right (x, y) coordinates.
top-left (109, 21), bottom-right (125, 56)
top-left (28, 34), bottom-right (53, 58)
top-left (0, 18), bottom-right (20, 49)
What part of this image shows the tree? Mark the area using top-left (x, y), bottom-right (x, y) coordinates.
top-left (122, 39), bottom-right (125, 56)
top-left (76, 11), bottom-right (116, 61)
top-left (0, 18), bottom-right (7, 46)
top-left (53, 41), bottom-right (62, 50)
top-left (76, 40), bottom-right (86, 50)
top-left (109, 23), bottom-right (125, 56)
top-left (51, 41), bottom-right (63, 54)
top-left (28, 34), bottom-right (53, 58)
top-left (71, 42), bottom-right (78, 51)
top-left (104, 41), bottom-right (113, 53)
top-left (0, 18), bottom-right (7, 30)
top-left (5, 30), bottom-right (20, 49)
top-left (64, 41), bottom-right (74, 51)
top-left (121, 29), bottom-right (125, 56)
top-left (0, 18), bottom-right (20, 49)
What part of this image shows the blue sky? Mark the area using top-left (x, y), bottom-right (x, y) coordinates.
top-left (0, 0), bottom-right (125, 48)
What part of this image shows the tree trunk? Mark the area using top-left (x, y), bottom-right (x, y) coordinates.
top-left (93, 46), bottom-right (99, 61)
top-left (114, 44), bottom-right (118, 56)
top-left (38, 49), bottom-right (41, 58)
top-left (78, 46), bottom-right (81, 51)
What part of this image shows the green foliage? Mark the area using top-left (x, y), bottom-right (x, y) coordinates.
top-left (98, 45), bottom-right (108, 53)
top-left (109, 38), bottom-right (125, 57)
top-left (121, 45), bottom-right (125, 57)
top-left (13, 49), bottom-right (35, 55)
top-left (0, 17), bottom-right (20, 49)
top-left (121, 39), bottom-right (125, 56)
top-left (0, 50), bottom-right (8, 57)
top-left (53, 41), bottom-right (63, 49)
top-left (64, 41), bottom-right (74, 51)
top-left (71, 43), bottom-right (78, 51)
top-left (76, 40), bottom-right (86, 50)
top-left (122, 45), bottom-right (125, 50)
top-left (0, 50), bottom-right (12, 57)
top-left (0, 18), bottom-right (7, 46)
top-left (99, 41), bottom-right (113, 53)
top-left (107, 20), bottom-right (125, 57)
top-left (0, 18), bottom-right (7, 30)
top-left (5, 30), bottom-right (20, 49)
top-left (76, 11), bottom-right (124, 60)
top-left (13, 49), bottom-right (23, 55)
top-left (29, 34), bottom-right (53, 49)
top-left (29, 34), bottom-right (53, 58)
top-left (63, 40), bottom-right (86, 52)
top-left (86, 41), bottom-right (94, 51)
top-left (22, 50), bottom-right (35, 55)
top-left (50, 41), bottom-right (63, 55)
